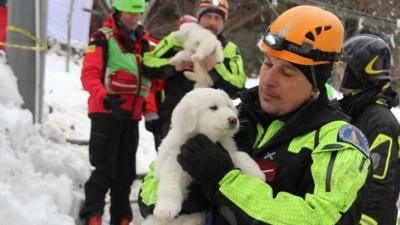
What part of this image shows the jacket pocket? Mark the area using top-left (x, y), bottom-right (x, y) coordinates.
top-left (105, 69), bottom-right (138, 94)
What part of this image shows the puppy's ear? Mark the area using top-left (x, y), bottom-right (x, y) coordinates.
top-left (171, 101), bottom-right (197, 133)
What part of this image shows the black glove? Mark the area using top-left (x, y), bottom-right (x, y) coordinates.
top-left (144, 113), bottom-right (159, 133)
top-left (180, 183), bottom-right (209, 214)
top-left (178, 134), bottom-right (234, 185)
top-left (103, 96), bottom-right (132, 120)
top-left (145, 119), bottom-right (159, 133)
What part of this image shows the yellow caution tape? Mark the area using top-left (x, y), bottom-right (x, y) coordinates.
top-left (0, 25), bottom-right (47, 51)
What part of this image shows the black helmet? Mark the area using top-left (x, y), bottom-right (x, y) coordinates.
top-left (341, 34), bottom-right (391, 90)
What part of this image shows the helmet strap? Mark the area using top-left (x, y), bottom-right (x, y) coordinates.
top-left (311, 66), bottom-right (320, 101)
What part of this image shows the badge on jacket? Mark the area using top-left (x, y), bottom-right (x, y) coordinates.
top-left (86, 45), bottom-right (96, 53)
top-left (338, 124), bottom-right (369, 156)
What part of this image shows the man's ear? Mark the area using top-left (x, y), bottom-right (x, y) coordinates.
top-left (171, 101), bottom-right (197, 133)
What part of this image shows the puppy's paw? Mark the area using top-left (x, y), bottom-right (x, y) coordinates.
top-left (170, 50), bottom-right (193, 66)
top-left (239, 164), bottom-right (266, 181)
top-left (169, 56), bottom-right (179, 65)
top-left (184, 71), bottom-right (197, 81)
top-left (231, 151), bottom-right (266, 181)
top-left (251, 168), bottom-right (266, 181)
top-left (215, 43), bottom-right (224, 63)
top-left (216, 50), bottom-right (224, 63)
top-left (153, 201), bottom-right (182, 219)
top-left (191, 54), bottom-right (203, 62)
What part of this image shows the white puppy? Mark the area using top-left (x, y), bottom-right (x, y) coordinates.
top-left (142, 88), bottom-right (265, 225)
top-left (169, 23), bottom-right (224, 88)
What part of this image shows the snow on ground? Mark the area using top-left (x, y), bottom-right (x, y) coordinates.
top-left (1, 52), bottom-right (399, 225)
top-left (0, 53), bottom-right (89, 225)
top-left (0, 52), bottom-right (157, 225)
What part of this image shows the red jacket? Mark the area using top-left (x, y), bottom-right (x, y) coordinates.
top-left (0, 6), bottom-right (7, 51)
top-left (145, 79), bottom-right (164, 115)
top-left (81, 13), bottom-right (150, 120)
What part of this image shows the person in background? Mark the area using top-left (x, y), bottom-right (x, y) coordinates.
top-left (142, 0), bottom-right (247, 148)
top-left (140, 5), bottom-right (371, 224)
top-left (0, 0), bottom-right (7, 52)
top-left (333, 34), bottom-right (400, 225)
top-left (143, 78), bottom-right (164, 149)
top-left (143, 14), bottom-right (198, 150)
top-left (79, 0), bottom-right (151, 224)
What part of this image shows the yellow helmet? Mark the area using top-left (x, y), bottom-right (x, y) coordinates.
top-left (259, 5), bottom-right (344, 65)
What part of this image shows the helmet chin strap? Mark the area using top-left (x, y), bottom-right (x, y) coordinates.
top-left (310, 66), bottom-right (320, 101)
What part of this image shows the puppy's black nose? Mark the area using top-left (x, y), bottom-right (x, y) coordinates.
top-left (228, 117), bottom-right (237, 126)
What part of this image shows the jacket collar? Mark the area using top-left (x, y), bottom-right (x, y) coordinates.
top-left (339, 89), bottom-right (396, 120)
top-left (217, 33), bottom-right (228, 47)
top-left (239, 87), bottom-right (349, 149)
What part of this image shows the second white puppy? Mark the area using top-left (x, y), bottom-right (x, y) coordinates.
top-left (142, 88), bottom-right (265, 225)
top-left (169, 23), bottom-right (224, 88)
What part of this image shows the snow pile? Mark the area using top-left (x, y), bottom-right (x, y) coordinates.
top-left (0, 55), bottom-right (89, 225)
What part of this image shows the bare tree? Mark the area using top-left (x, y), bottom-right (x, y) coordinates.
top-left (140, 0), bottom-right (400, 75)
top-left (66, 0), bottom-right (75, 72)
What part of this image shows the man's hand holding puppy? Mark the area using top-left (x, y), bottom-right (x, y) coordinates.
top-left (174, 61), bottom-right (194, 71)
top-left (199, 52), bottom-right (217, 71)
top-left (174, 52), bottom-right (217, 72)
top-left (178, 134), bottom-right (234, 199)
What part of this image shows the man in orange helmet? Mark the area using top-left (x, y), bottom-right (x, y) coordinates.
top-left (140, 5), bottom-right (371, 224)
top-left (142, 0), bottom-right (247, 149)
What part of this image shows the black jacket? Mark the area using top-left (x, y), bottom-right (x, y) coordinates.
top-left (340, 89), bottom-right (400, 225)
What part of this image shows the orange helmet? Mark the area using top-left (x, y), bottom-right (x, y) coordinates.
top-left (259, 5), bottom-right (344, 65)
top-left (197, 0), bottom-right (229, 20)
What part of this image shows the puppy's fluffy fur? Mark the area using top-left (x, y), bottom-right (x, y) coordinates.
top-left (169, 23), bottom-right (224, 88)
top-left (142, 88), bottom-right (265, 225)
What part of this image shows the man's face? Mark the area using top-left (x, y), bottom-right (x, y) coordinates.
top-left (332, 61), bottom-right (353, 95)
top-left (258, 53), bottom-right (314, 116)
top-left (198, 12), bottom-right (224, 35)
top-left (119, 12), bottom-right (142, 29)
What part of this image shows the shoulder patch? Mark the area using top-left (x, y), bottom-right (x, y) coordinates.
top-left (86, 45), bottom-right (96, 53)
top-left (338, 124), bottom-right (369, 156)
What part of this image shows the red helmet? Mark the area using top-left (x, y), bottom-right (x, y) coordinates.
top-left (176, 15), bottom-right (198, 29)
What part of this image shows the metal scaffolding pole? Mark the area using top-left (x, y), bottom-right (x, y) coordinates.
top-left (7, 0), bottom-right (48, 123)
